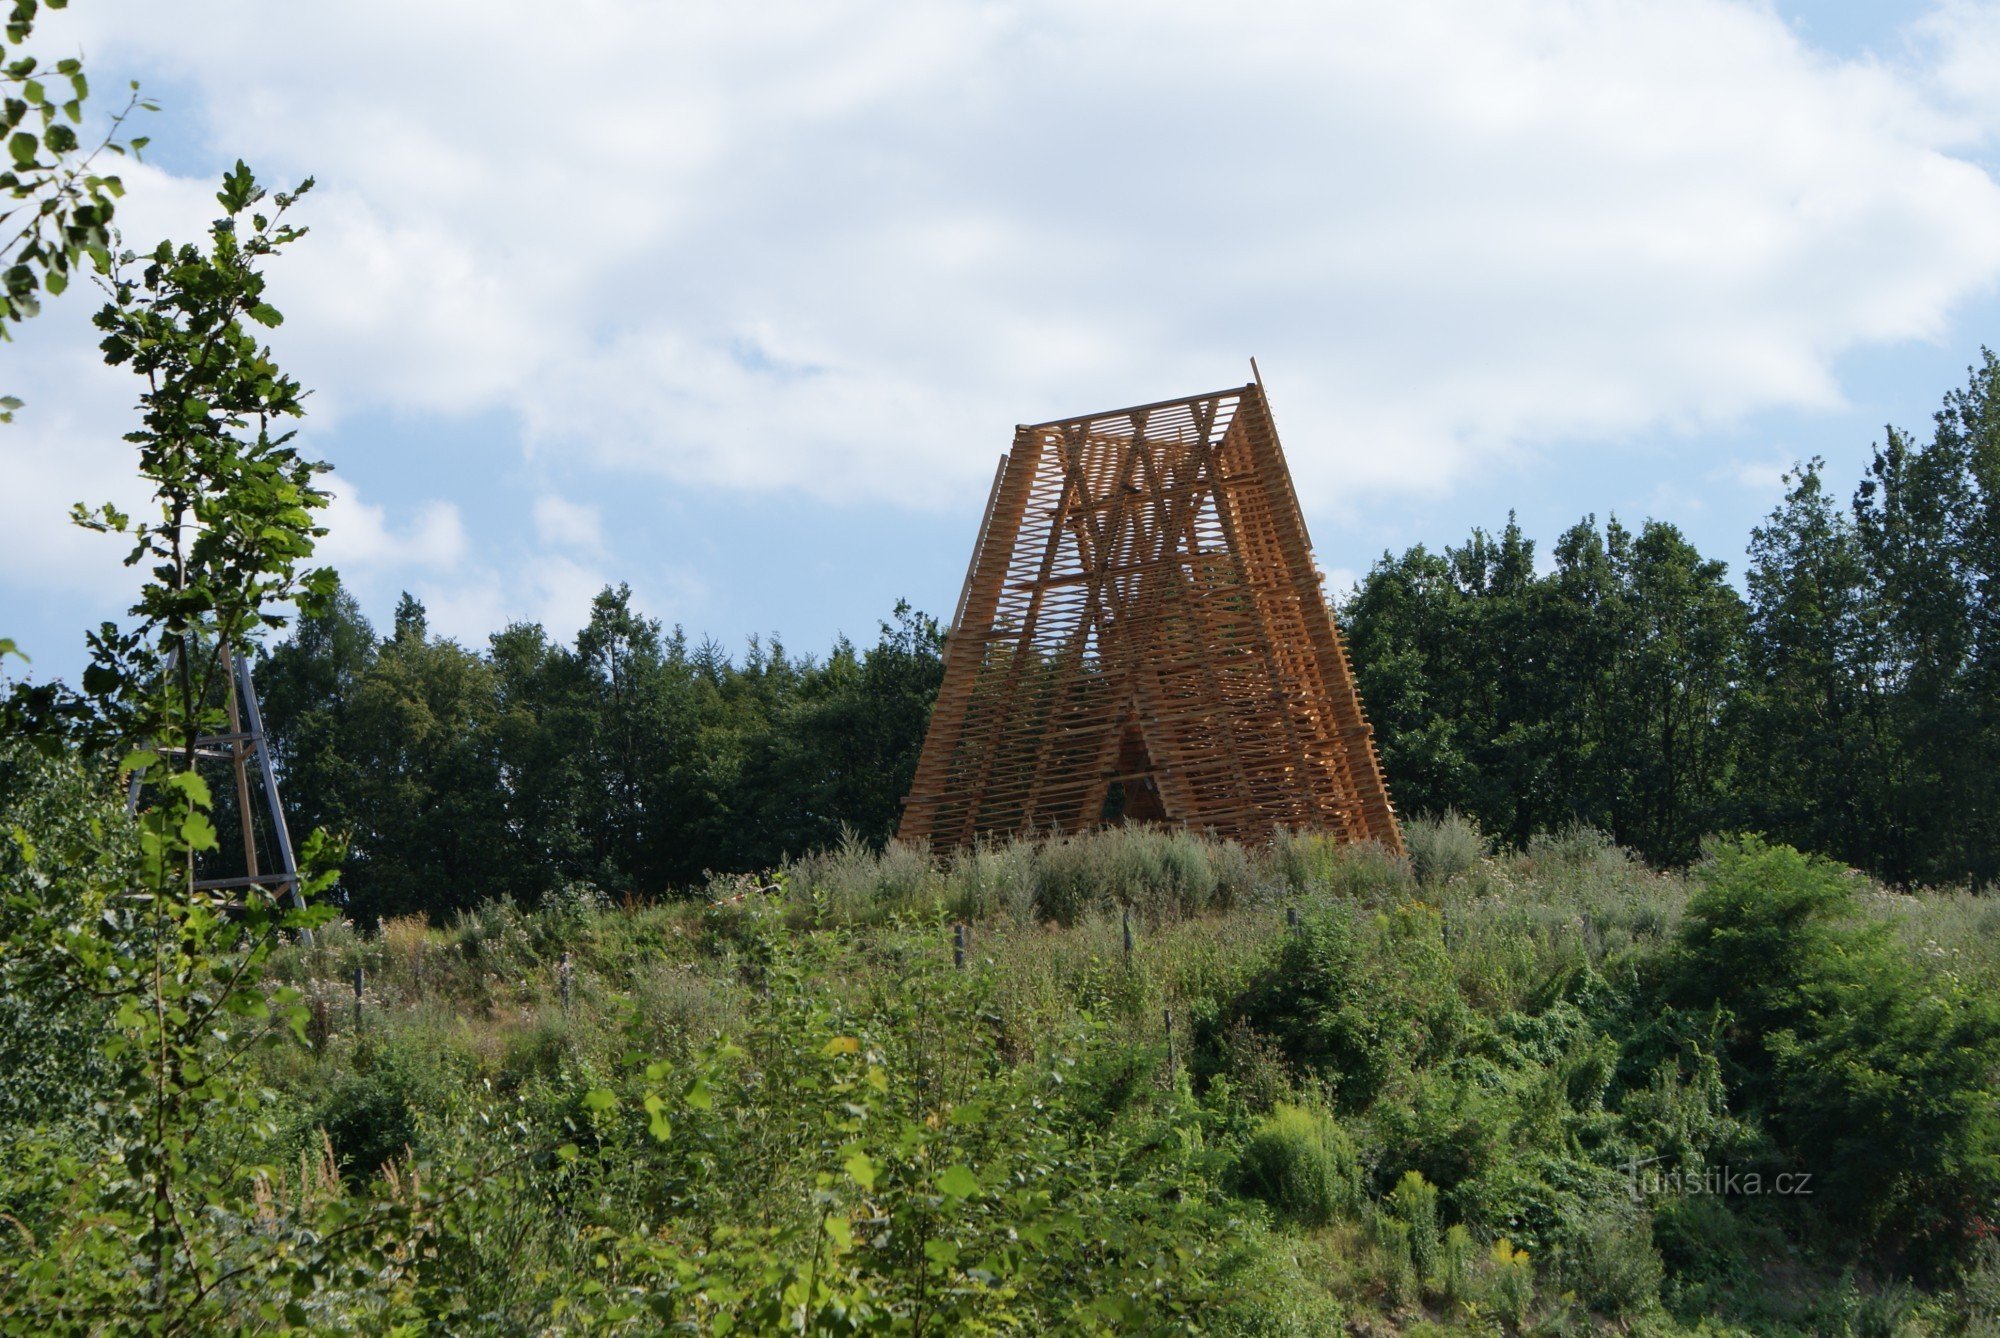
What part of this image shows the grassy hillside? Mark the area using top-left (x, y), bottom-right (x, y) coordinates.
top-left (17, 816), bottom-right (1982, 1332)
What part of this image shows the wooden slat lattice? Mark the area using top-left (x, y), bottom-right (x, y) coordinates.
top-left (900, 381), bottom-right (1403, 854)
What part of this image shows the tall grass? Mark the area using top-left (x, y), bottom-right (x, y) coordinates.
top-left (236, 823), bottom-right (2000, 1335)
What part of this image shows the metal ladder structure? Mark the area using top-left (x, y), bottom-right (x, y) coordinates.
top-left (126, 644), bottom-right (303, 910)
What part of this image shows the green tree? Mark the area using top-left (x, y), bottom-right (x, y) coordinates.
top-left (1736, 460), bottom-right (1883, 867)
top-left (0, 166), bottom-right (424, 1328)
top-left (2, 0), bottom-right (153, 412)
top-left (729, 600), bottom-right (943, 863)
top-left (252, 579), bottom-right (377, 856)
top-left (336, 597), bottom-right (518, 919)
top-left (1343, 542), bottom-right (1480, 823)
top-left (1852, 363), bottom-right (1993, 885)
top-left (1608, 521), bottom-right (1745, 862)
top-left (1346, 513), bottom-right (1744, 863)
top-left (1667, 837), bottom-right (2000, 1270)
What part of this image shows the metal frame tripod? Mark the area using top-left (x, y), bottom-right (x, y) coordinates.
top-left (125, 643), bottom-right (303, 910)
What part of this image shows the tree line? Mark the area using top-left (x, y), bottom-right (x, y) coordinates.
top-left (242, 587), bottom-right (944, 920)
top-left (1347, 350), bottom-right (2000, 886)
top-left (235, 354), bottom-right (2000, 918)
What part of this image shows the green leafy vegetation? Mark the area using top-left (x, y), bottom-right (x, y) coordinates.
top-left (1347, 353), bottom-right (2000, 888)
top-left (10, 807), bottom-right (1997, 1330)
top-left (1, 37), bottom-right (1998, 1328)
top-left (130, 348), bottom-right (2000, 935)
top-left (0, 0), bottom-right (154, 417)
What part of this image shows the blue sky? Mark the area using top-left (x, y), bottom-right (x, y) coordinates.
top-left (6, 0), bottom-right (2000, 684)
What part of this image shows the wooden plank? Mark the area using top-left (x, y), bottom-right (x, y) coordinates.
top-left (900, 378), bottom-right (1403, 855)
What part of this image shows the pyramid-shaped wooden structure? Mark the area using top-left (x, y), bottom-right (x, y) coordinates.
top-left (899, 378), bottom-right (1403, 854)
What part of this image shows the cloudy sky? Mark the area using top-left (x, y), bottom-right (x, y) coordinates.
top-left (5, 0), bottom-right (2000, 680)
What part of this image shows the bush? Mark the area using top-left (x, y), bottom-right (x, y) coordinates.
top-left (0, 744), bottom-right (132, 1135)
top-left (1029, 826), bottom-right (1246, 924)
top-left (943, 835), bottom-right (1038, 923)
top-left (1231, 1104), bottom-right (1360, 1227)
top-left (310, 1041), bottom-right (459, 1180)
top-left (1270, 829), bottom-right (1412, 900)
top-left (1211, 1019), bottom-right (1293, 1113)
top-left (1386, 1170), bottom-right (1442, 1283)
top-left (1405, 811), bottom-right (1486, 887)
top-left (1669, 836), bottom-right (2000, 1270)
top-left (788, 832), bottom-right (946, 925)
top-left (1651, 1193), bottom-right (1753, 1292)
top-left (1268, 828), bottom-right (1344, 893)
top-left (1322, 840), bottom-right (1414, 900)
top-left (1528, 822), bottom-right (1628, 875)
top-left (1438, 1223), bottom-right (1477, 1306)
top-left (1226, 904), bottom-right (1395, 1110)
top-left (1566, 1206), bottom-right (1664, 1317)
top-left (1487, 1237), bottom-right (1535, 1325)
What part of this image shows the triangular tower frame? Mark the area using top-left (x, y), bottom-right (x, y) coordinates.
top-left (126, 643), bottom-right (304, 909)
top-left (900, 376), bottom-right (1402, 854)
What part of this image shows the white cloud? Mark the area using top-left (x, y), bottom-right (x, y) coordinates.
top-left (531, 496), bottom-right (604, 555)
top-left (1711, 454), bottom-right (1796, 497)
top-left (317, 487), bottom-right (468, 574)
top-left (413, 555), bottom-right (608, 648)
top-left (1915, 1), bottom-right (2000, 148)
top-left (13, 0), bottom-right (2000, 526)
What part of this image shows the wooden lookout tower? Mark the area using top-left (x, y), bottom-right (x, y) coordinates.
top-left (898, 375), bottom-right (1403, 855)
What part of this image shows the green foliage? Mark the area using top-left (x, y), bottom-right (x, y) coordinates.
top-left (1224, 901), bottom-right (1397, 1110)
top-left (1346, 512), bottom-right (1745, 863)
top-left (1405, 809), bottom-right (1487, 886)
top-left (1345, 351), bottom-right (2000, 890)
top-left (1566, 1204), bottom-right (1665, 1317)
top-left (1387, 1169), bottom-right (1442, 1281)
top-left (253, 581), bottom-right (946, 919)
top-left (1032, 823), bottom-right (1253, 925)
top-left (310, 1042), bottom-right (459, 1181)
top-left (1231, 1103), bottom-right (1360, 1227)
top-left (0, 166), bottom-right (428, 1332)
top-left (0, 0), bottom-right (155, 385)
top-left (12, 808), bottom-right (1997, 1328)
top-left (1667, 836), bottom-right (2000, 1272)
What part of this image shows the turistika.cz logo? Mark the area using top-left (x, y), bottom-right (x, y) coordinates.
top-left (1625, 1159), bottom-right (1813, 1201)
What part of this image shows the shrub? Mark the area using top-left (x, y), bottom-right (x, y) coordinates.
top-left (1528, 822), bottom-right (1628, 876)
top-left (1438, 1223), bottom-right (1477, 1306)
top-left (1231, 1103), bottom-right (1360, 1227)
top-left (541, 878), bottom-right (607, 924)
top-left (1374, 1215), bottom-right (1416, 1303)
top-left (1268, 828), bottom-right (1344, 893)
top-left (1405, 811), bottom-right (1486, 887)
top-left (943, 835), bottom-right (1038, 923)
top-left (310, 1042), bottom-right (458, 1180)
top-left (1650, 1193), bottom-right (1753, 1292)
top-left (1026, 826), bottom-right (1246, 925)
top-left (1959, 1238), bottom-right (2000, 1331)
top-left (1227, 904), bottom-right (1394, 1110)
top-left (1208, 1233), bottom-right (1346, 1336)
top-left (1322, 840), bottom-right (1415, 900)
top-left (1032, 832), bottom-right (1101, 926)
top-left (1386, 1170), bottom-right (1442, 1284)
top-left (1488, 1237), bottom-right (1535, 1325)
top-left (788, 832), bottom-right (946, 925)
top-left (1269, 829), bottom-right (1413, 900)
top-left (1567, 1206), bottom-right (1664, 1317)
top-left (0, 745), bottom-right (132, 1139)
top-left (1669, 835), bottom-right (2000, 1270)
top-left (1212, 1019), bottom-right (1293, 1113)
